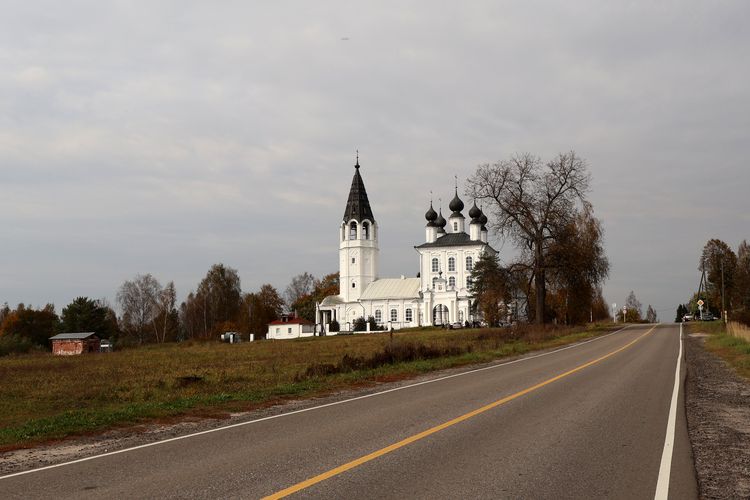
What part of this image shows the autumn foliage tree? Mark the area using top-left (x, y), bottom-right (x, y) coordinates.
top-left (546, 205), bottom-right (610, 324)
top-left (289, 272), bottom-right (340, 323)
top-left (468, 151), bottom-right (606, 324)
top-left (242, 284), bottom-right (284, 338)
top-left (700, 239), bottom-right (737, 316)
top-left (0, 303), bottom-right (60, 347)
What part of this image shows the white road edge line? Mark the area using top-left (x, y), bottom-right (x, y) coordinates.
top-left (654, 323), bottom-right (683, 500)
top-left (1, 325), bottom-right (635, 480)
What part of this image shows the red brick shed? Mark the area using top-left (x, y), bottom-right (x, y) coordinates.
top-left (49, 332), bottom-right (101, 355)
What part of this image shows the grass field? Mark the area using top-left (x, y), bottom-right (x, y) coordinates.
top-left (691, 321), bottom-right (750, 380)
top-left (0, 323), bottom-right (616, 449)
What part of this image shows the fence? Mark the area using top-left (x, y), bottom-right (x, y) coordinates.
top-left (727, 321), bottom-right (750, 342)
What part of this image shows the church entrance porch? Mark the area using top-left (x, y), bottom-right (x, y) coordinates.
top-left (433, 304), bottom-right (449, 326)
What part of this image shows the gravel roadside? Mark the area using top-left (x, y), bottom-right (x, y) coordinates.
top-left (685, 332), bottom-right (750, 499)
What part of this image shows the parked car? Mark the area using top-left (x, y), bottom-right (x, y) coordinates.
top-left (682, 314), bottom-right (694, 322)
top-left (700, 313), bottom-right (716, 321)
top-left (450, 322), bottom-right (464, 329)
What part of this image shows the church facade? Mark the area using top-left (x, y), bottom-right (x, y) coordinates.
top-left (316, 158), bottom-right (497, 333)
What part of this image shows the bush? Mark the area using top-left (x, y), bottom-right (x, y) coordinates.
top-left (352, 317), bottom-right (367, 332)
top-left (0, 335), bottom-right (37, 357)
top-left (329, 319), bottom-right (340, 332)
top-left (367, 316), bottom-right (384, 331)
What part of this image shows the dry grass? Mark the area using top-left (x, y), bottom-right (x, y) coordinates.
top-left (0, 323), bottom-right (614, 448)
top-left (690, 321), bottom-right (750, 381)
top-left (727, 321), bottom-right (750, 343)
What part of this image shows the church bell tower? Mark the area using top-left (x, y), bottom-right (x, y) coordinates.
top-left (339, 155), bottom-right (379, 302)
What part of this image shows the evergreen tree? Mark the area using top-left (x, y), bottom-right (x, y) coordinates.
top-left (469, 252), bottom-right (509, 326)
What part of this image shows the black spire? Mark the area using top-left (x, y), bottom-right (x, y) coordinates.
top-left (343, 155), bottom-right (375, 223)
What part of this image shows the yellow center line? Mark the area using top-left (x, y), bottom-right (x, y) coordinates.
top-left (263, 326), bottom-right (657, 499)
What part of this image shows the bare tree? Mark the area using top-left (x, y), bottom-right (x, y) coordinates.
top-left (624, 291), bottom-right (642, 322)
top-left (646, 305), bottom-right (658, 323)
top-left (154, 281), bottom-right (177, 343)
top-left (467, 151), bottom-right (591, 323)
top-left (116, 274), bottom-right (162, 344)
top-left (284, 272), bottom-right (316, 309)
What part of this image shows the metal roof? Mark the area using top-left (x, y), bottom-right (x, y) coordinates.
top-left (320, 295), bottom-right (345, 307)
top-left (49, 332), bottom-right (98, 340)
top-left (360, 278), bottom-right (421, 300)
top-left (415, 232), bottom-right (492, 249)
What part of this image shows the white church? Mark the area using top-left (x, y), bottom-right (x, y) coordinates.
top-left (316, 157), bottom-right (497, 333)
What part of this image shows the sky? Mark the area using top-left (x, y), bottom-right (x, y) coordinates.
top-left (1, 1), bottom-right (749, 319)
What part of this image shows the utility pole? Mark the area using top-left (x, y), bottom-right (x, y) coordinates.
top-left (721, 258), bottom-right (726, 323)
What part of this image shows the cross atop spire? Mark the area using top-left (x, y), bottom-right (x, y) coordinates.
top-left (355, 149), bottom-right (359, 168)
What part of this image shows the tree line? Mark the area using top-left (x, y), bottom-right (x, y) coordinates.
top-left (0, 263), bottom-right (342, 355)
top-left (675, 238), bottom-right (750, 324)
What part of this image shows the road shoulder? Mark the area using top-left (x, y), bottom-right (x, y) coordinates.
top-left (685, 332), bottom-right (750, 498)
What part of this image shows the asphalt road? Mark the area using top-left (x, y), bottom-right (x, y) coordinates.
top-left (0, 324), bottom-right (696, 499)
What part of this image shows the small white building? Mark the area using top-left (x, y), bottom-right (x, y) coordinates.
top-left (267, 314), bottom-right (315, 340)
top-left (317, 156), bottom-right (497, 333)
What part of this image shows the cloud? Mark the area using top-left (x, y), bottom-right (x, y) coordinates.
top-left (0, 1), bottom-right (749, 314)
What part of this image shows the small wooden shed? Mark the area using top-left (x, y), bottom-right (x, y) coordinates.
top-left (49, 332), bottom-right (101, 356)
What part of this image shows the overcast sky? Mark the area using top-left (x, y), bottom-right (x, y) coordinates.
top-left (1, 1), bottom-right (748, 319)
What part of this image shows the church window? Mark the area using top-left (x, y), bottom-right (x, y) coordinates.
top-left (288, 327), bottom-right (292, 334)
top-left (466, 256), bottom-right (473, 271)
top-left (449, 276), bottom-right (456, 288)
top-left (453, 222), bottom-right (458, 232)
top-left (405, 308), bottom-right (413, 322)
top-left (352, 257), bottom-right (356, 264)
top-left (431, 258), bottom-right (439, 273)
top-left (375, 310), bottom-right (382, 323)
top-left (432, 277), bottom-right (438, 289)
top-left (448, 257), bottom-right (455, 272)
top-left (350, 221), bottom-right (358, 240)
top-left (390, 308), bottom-right (398, 322)
top-left (467, 277), bottom-right (474, 288)
top-left (362, 221), bottom-right (370, 240)
top-left (352, 282), bottom-right (356, 288)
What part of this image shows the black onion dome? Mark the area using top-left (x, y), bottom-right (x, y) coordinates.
top-left (469, 201), bottom-right (481, 222)
top-left (435, 209), bottom-right (447, 231)
top-left (425, 202), bottom-right (437, 226)
top-left (449, 189), bottom-right (464, 217)
top-left (479, 211), bottom-right (488, 226)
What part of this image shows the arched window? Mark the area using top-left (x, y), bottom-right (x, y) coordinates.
top-left (390, 308), bottom-right (398, 322)
top-left (448, 257), bottom-right (455, 272)
top-left (466, 256), bottom-right (473, 271)
top-left (453, 222), bottom-right (458, 232)
top-left (449, 276), bottom-right (456, 288)
top-left (431, 258), bottom-right (439, 273)
top-left (352, 282), bottom-right (356, 288)
top-left (467, 277), bottom-right (474, 288)
top-left (432, 277), bottom-right (438, 289)
top-left (405, 308), bottom-right (413, 322)
top-left (362, 221), bottom-right (370, 240)
top-left (374, 309), bottom-right (382, 323)
top-left (349, 221), bottom-right (358, 240)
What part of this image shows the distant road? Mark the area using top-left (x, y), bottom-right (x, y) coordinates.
top-left (1, 324), bottom-right (696, 499)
